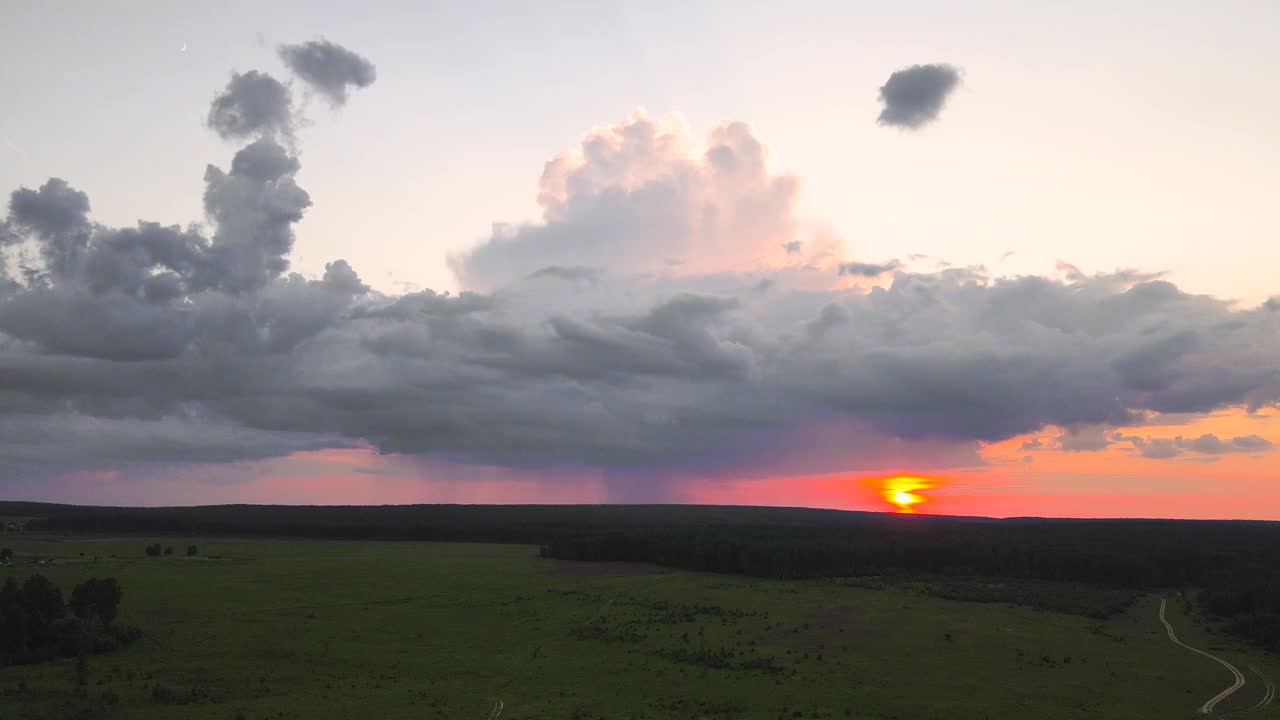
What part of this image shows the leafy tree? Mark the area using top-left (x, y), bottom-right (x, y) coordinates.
top-left (163, 546), bottom-right (174, 556)
top-left (0, 577), bottom-right (27, 656)
top-left (0, 548), bottom-right (12, 562)
top-left (144, 544), bottom-right (162, 557)
top-left (70, 578), bottom-right (122, 626)
top-left (2, 575), bottom-right (140, 666)
top-left (186, 545), bottom-right (198, 557)
top-left (20, 575), bottom-right (65, 624)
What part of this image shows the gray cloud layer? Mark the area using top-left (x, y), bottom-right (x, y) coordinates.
top-left (877, 63), bottom-right (961, 129)
top-left (1, 49), bottom-right (1277, 484)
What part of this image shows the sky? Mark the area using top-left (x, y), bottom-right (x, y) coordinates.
top-left (1, 1), bottom-right (1278, 518)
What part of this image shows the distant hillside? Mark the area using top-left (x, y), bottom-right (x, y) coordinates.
top-left (4, 501), bottom-right (989, 542)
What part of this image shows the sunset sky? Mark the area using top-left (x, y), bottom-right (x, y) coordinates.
top-left (2, 1), bottom-right (1278, 518)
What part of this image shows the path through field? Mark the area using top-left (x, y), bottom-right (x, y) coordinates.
top-left (1159, 597), bottom-right (1246, 715)
top-left (1223, 666), bottom-right (1276, 718)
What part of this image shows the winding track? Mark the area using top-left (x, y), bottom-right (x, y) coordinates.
top-left (1159, 597), bottom-right (1246, 715)
top-left (1223, 666), bottom-right (1276, 718)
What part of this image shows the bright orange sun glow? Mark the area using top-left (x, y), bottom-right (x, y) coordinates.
top-left (865, 475), bottom-right (942, 513)
top-left (893, 489), bottom-right (920, 508)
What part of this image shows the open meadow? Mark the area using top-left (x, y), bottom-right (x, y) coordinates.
top-left (2, 536), bottom-right (1278, 720)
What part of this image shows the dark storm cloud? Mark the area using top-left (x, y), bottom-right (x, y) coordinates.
top-left (0, 48), bottom-right (1277, 483)
top-left (278, 39), bottom-right (376, 106)
top-left (0, 411), bottom-right (356, 479)
top-left (877, 63), bottom-right (961, 129)
top-left (838, 259), bottom-right (901, 277)
top-left (207, 70), bottom-right (293, 140)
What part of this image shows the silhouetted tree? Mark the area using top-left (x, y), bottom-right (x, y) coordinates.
top-left (2, 575), bottom-right (140, 666)
top-left (185, 545), bottom-right (198, 557)
top-left (20, 575), bottom-right (65, 625)
top-left (0, 548), bottom-right (12, 562)
top-left (144, 544), bottom-right (162, 557)
top-left (70, 578), bottom-right (122, 626)
top-left (163, 546), bottom-right (173, 556)
top-left (0, 577), bottom-right (26, 656)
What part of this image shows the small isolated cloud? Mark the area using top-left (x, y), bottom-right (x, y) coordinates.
top-left (1115, 432), bottom-right (1275, 459)
top-left (1179, 433), bottom-right (1235, 455)
top-left (207, 70), bottom-right (293, 140)
top-left (1137, 438), bottom-right (1182, 459)
top-left (838, 259), bottom-right (901, 278)
top-left (278, 39), bottom-right (376, 106)
top-left (1057, 425), bottom-right (1114, 452)
top-left (1231, 434), bottom-right (1274, 451)
top-left (782, 241), bottom-right (802, 255)
top-left (1020, 437), bottom-right (1043, 450)
top-left (877, 63), bottom-right (961, 129)
top-left (1179, 433), bottom-right (1274, 455)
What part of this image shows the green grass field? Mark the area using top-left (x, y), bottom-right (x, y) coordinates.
top-left (2, 536), bottom-right (1277, 719)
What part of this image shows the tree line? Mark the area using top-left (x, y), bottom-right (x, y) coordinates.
top-left (540, 520), bottom-right (1280, 650)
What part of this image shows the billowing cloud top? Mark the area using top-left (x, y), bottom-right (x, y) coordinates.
top-left (1, 48), bottom-right (1277, 487)
top-left (207, 70), bottom-right (294, 140)
top-left (451, 110), bottom-right (799, 291)
top-left (278, 39), bottom-right (377, 106)
top-left (877, 63), bottom-right (961, 129)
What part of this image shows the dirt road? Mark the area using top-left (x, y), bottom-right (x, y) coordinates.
top-left (1159, 597), bottom-right (1246, 715)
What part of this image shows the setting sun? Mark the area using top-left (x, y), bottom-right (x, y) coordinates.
top-left (865, 475), bottom-right (943, 513)
top-left (893, 489), bottom-right (921, 509)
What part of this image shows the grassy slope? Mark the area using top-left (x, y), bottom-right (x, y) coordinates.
top-left (1, 537), bottom-right (1277, 720)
